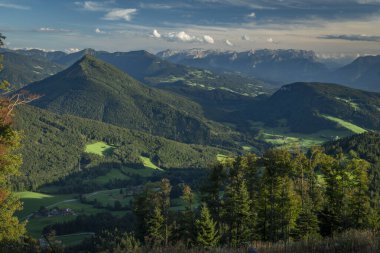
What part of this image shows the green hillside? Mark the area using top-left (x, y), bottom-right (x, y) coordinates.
top-left (249, 82), bottom-right (380, 134)
top-left (20, 55), bottom-right (221, 145)
top-left (13, 105), bottom-right (231, 190)
top-left (324, 131), bottom-right (380, 163)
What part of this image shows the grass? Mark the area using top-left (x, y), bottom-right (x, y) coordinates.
top-left (321, 114), bottom-right (367, 134)
top-left (251, 121), bottom-right (353, 149)
top-left (56, 233), bottom-right (94, 246)
top-left (335, 97), bottom-right (360, 111)
top-left (85, 141), bottom-right (115, 156)
top-left (19, 190), bottom-right (129, 238)
top-left (84, 189), bottom-right (134, 207)
top-left (92, 168), bottom-right (130, 185)
top-left (216, 154), bottom-right (234, 164)
top-left (140, 156), bottom-right (162, 170)
top-left (15, 192), bottom-right (76, 218)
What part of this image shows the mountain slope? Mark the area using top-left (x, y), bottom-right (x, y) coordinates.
top-left (13, 105), bottom-right (230, 190)
top-left (324, 132), bottom-right (380, 163)
top-left (250, 82), bottom-right (380, 133)
top-left (0, 51), bottom-right (64, 88)
top-left (158, 49), bottom-right (329, 85)
top-left (20, 55), bottom-right (215, 144)
top-left (332, 55), bottom-right (380, 91)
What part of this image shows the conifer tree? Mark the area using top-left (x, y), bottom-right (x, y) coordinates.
top-left (195, 204), bottom-right (219, 248)
top-left (223, 167), bottom-right (252, 247)
top-left (145, 206), bottom-right (165, 248)
top-left (178, 184), bottom-right (196, 245)
top-left (160, 178), bottom-right (172, 246)
top-left (257, 149), bottom-right (299, 242)
top-left (347, 158), bottom-right (371, 229)
top-left (201, 163), bottom-right (226, 221)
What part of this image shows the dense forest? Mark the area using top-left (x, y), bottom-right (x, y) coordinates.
top-left (25, 146), bottom-right (380, 253)
top-left (13, 105), bottom-right (234, 191)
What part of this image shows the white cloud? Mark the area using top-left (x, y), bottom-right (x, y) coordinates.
top-left (0, 3), bottom-right (30, 10)
top-left (152, 30), bottom-right (215, 44)
top-left (225, 39), bottom-right (234, 46)
top-left (75, 1), bottom-right (105, 11)
top-left (36, 27), bottom-right (71, 34)
top-left (248, 12), bottom-right (256, 18)
top-left (152, 29), bottom-right (161, 38)
top-left (175, 31), bottom-right (195, 42)
top-left (103, 8), bottom-right (137, 21)
top-left (242, 35), bottom-right (250, 40)
top-left (203, 35), bottom-right (215, 44)
top-left (39, 27), bottom-right (56, 32)
top-left (95, 28), bottom-right (106, 34)
top-left (65, 48), bottom-right (81, 53)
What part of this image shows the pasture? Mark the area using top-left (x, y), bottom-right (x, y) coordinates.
top-left (140, 156), bottom-right (162, 170)
top-left (85, 141), bottom-right (115, 156)
top-left (321, 114), bottom-right (367, 134)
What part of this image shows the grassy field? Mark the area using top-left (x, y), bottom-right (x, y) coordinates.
top-left (85, 141), bottom-right (115, 156)
top-left (56, 233), bottom-right (94, 247)
top-left (17, 190), bottom-right (129, 238)
top-left (140, 156), bottom-right (162, 170)
top-left (16, 192), bottom-right (76, 218)
top-left (84, 189), bottom-right (134, 207)
top-left (321, 114), bottom-right (367, 134)
top-left (251, 121), bottom-right (353, 149)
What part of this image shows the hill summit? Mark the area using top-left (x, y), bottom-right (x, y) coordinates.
top-left (21, 55), bottom-right (213, 144)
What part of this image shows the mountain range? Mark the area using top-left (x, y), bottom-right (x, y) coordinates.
top-left (158, 49), bottom-right (380, 92)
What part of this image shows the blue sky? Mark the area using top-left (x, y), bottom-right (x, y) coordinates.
top-left (1, 0), bottom-right (380, 57)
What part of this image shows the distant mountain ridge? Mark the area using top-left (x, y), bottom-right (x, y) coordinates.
top-left (158, 48), bottom-right (380, 92)
top-left (0, 51), bottom-right (64, 88)
top-left (3, 48), bottom-right (270, 96)
top-left (157, 48), bottom-right (328, 85)
top-left (331, 55), bottom-right (380, 91)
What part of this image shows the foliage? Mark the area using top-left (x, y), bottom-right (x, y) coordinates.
top-left (195, 204), bottom-right (220, 248)
top-left (249, 82), bottom-right (380, 133)
top-left (13, 105), bottom-right (230, 190)
top-left (0, 33), bottom-right (26, 244)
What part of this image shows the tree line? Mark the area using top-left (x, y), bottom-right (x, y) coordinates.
top-left (128, 148), bottom-right (379, 249)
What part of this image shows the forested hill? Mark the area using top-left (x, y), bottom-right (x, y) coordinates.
top-left (250, 82), bottom-right (380, 133)
top-left (19, 55), bottom-right (217, 145)
top-left (13, 105), bottom-right (231, 190)
top-left (324, 132), bottom-right (380, 163)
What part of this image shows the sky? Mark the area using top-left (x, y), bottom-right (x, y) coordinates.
top-left (1, 0), bottom-right (380, 58)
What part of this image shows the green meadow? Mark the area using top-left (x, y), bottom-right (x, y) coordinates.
top-left (140, 156), bottom-right (162, 170)
top-left (321, 114), bottom-right (367, 134)
top-left (85, 141), bottom-right (115, 156)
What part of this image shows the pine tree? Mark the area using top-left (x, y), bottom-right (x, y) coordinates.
top-left (293, 203), bottom-right (319, 240)
top-left (160, 178), bottom-right (172, 246)
top-left (195, 204), bottom-right (219, 248)
top-left (223, 166), bottom-right (252, 247)
top-left (201, 163), bottom-right (226, 222)
top-left (257, 149), bottom-right (299, 242)
top-left (145, 206), bottom-right (164, 248)
top-left (178, 184), bottom-right (196, 245)
top-left (347, 158), bottom-right (371, 229)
